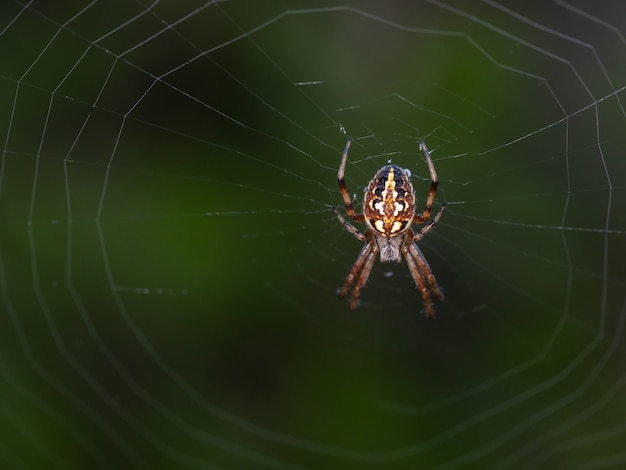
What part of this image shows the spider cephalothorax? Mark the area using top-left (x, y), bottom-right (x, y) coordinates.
top-left (333, 137), bottom-right (445, 317)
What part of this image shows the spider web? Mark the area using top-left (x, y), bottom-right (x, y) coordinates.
top-left (1, 1), bottom-right (626, 468)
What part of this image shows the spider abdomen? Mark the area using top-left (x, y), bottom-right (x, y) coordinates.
top-left (363, 164), bottom-right (416, 237)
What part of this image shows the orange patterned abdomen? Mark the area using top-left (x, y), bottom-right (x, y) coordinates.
top-left (363, 165), bottom-right (415, 237)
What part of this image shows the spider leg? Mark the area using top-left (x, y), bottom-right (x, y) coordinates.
top-left (338, 242), bottom-right (372, 301)
top-left (408, 242), bottom-right (443, 301)
top-left (333, 206), bottom-right (366, 241)
top-left (403, 247), bottom-right (436, 318)
top-left (348, 245), bottom-right (378, 310)
top-left (337, 137), bottom-right (365, 223)
top-left (413, 202), bottom-right (446, 242)
top-left (413, 141), bottom-right (439, 223)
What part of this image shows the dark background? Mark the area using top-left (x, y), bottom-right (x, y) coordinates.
top-left (1, 1), bottom-right (626, 468)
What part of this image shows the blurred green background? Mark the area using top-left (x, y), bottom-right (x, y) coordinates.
top-left (1, 1), bottom-right (626, 468)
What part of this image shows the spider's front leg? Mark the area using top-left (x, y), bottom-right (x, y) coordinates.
top-left (345, 245), bottom-right (378, 309)
top-left (338, 242), bottom-right (372, 302)
top-left (403, 247), bottom-right (436, 318)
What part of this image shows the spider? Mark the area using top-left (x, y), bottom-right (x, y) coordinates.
top-left (333, 137), bottom-right (445, 318)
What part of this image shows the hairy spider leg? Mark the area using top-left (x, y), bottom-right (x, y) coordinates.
top-left (414, 141), bottom-right (440, 223)
top-left (348, 245), bottom-right (378, 309)
top-left (403, 249), bottom-right (436, 318)
top-left (337, 137), bottom-right (365, 223)
top-left (337, 240), bottom-right (373, 300)
top-left (408, 241), bottom-right (443, 301)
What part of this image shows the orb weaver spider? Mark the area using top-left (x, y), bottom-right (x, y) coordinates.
top-left (333, 137), bottom-right (445, 318)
